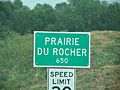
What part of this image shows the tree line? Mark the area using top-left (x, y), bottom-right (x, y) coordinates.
top-left (0, 0), bottom-right (120, 38)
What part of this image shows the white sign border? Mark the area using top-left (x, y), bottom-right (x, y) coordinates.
top-left (33, 31), bottom-right (90, 68)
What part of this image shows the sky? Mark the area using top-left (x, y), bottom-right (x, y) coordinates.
top-left (12, 0), bottom-right (120, 9)
top-left (21, 0), bottom-right (68, 9)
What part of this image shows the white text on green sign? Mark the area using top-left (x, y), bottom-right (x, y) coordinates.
top-left (34, 31), bottom-right (90, 68)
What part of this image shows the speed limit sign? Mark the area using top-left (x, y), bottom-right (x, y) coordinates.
top-left (48, 68), bottom-right (76, 90)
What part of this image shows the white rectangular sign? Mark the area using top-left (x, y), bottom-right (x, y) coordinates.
top-left (48, 68), bottom-right (76, 90)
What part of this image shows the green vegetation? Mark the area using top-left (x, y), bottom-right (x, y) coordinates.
top-left (0, 0), bottom-right (120, 38)
top-left (0, 0), bottom-right (120, 90)
top-left (0, 33), bottom-right (46, 90)
top-left (0, 31), bottom-right (120, 90)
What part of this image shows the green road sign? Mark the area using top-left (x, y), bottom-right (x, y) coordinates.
top-left (33, 31), bottom-right (90, 68)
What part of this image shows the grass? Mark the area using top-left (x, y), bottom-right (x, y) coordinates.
top-left (0, 31), bottom-right (120, 90)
